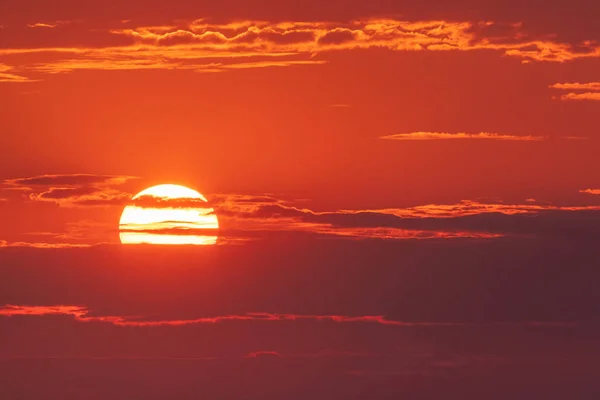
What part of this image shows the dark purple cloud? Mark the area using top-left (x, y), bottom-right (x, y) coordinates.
top-left (4, 174), bottom-right (136, 187)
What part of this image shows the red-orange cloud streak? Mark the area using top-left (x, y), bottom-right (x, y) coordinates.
top-left (0, 305), bottom-right (577, 328)
top-left (381, 132), bottom-right (546, 141)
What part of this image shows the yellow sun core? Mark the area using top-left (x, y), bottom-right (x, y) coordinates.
top-left (119, 184), bottom-right (219, 245)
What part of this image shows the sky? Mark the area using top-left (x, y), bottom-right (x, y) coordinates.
top-left (1, 0), bottom-right (600, 398)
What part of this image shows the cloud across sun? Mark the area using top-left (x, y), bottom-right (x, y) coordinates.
top-left (119, 184), bottom-right (219, 245)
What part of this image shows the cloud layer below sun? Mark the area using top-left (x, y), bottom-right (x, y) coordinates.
top-left (2, 173), bottom-right (600, 248)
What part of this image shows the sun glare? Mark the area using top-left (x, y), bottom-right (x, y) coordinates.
top-left (119, 184), bottom-right (219, 245)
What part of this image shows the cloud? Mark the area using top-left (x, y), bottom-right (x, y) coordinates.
top-left (0, 240), bottom-right (95, 249)
top-left (0, 305), bottom-right (574, 328)
top-left (130, 195), bottom-right (216, 209)
top-left (3, 174), bottom-right (137, 207)
top-left (554, 92), bottom-right (600, 101)
top-left (2, 19), bottom-right (600, 81)
top-left (550, 81), bottom-right (600, 101)
top-left (27, 23), bottom-right (57, 28)
top-left (4, 174), bottom-right (136, 187)
top-left (5, 188), bottom-right (600, 244)
top-left (102, 20), bottom-right (600, 63)
top-left (0, 64), bottom-right (38, 83)
top-left (381, 132), bottom-right (546, 141)
top-left (580, 189), bottom-right (600, 195)
top-left (212, 196), bottom-right (600, 241)
top-left (208, 195), bottom-right (506, 240)
top-left (550, 82), bottom-right (600, 91)
top-left (118, 226), bottom-right (219, 236)
top-left (245, 351), bottom-right (282, 358)
top-left (216, 60), bottom-right (328, 70)
top-left (30, 189), bottom-right (131, 207)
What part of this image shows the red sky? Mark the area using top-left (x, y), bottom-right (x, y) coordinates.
top-left (1, 1), bottom-right (599, 398)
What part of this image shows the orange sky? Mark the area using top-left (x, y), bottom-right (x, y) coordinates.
top-left (1, 3), bottom-right (599, 244)
top-left (1, 2), bottom-right (600, 397)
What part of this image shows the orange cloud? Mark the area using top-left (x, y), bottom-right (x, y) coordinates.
top-left (337, 200), bottom-right (600, 218)
top-left (0, 64), bottom-right (37, 83)
top-left (1, 19), bottom-right (599, 82)
top-left (380, 132), bottom-right (545, 141)
top-left (217, 60), bottom-right (328, 69)
top-left (27, 23), bottom-right (57, 28)
top-left (550, 82), bottom-right (600, 91)
top-left (0, 240), bottom-right (94, 248)
top-left (555, 92), bottom-right (600, 101)
top-left (0, 305), bottom-right (575, 328)
top-left (550, 81), bottom-right (600, 101)
top-left (108, 19), bottom-right (599, 62)
top-left (0, 305), bottom-right (87, 316)
top-left (580, 189), bottom-right (600, 195)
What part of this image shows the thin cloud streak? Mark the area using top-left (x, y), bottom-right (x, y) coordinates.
top-left (555, 92), bottom-right (600, 101)
top-left (217, 60), bottom-right (328, 69)
top-left (27, 23), bottom-right (57, 28)
top-left (580, 189), bottom-right (600, 195)
top-left (0, 240), bottom-right (95, 249)
top-left (0, 64), bottom-right (38, 83)
top-left (550, 82), bottom-right (600, 91)
top-left (3, 174), bottom-right (137, 187)
top-left (381, 132), bottom-right (546, 141)
top-left (2, 174), bottom-right (136, 207)
top-left (0, 305), bottom-right (577, 328)
top-left (549, 81), bottom-right (600, 101)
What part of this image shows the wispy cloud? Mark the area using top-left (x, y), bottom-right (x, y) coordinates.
top-left (4, 174), bottom-right (136, 187)
top-left (0, 305), bottom-right (575, 328)
top-left (550, 82), bottom-right (600, 91)
top-left (216, 60), bottom-right (328, 70)
top-left (2, 19), bottom-right (600, 82)
top-left (212, 195), bottom-right (600, 241)
top-left (554, 92), bottom-right (600, 101)
top-left (108, 19), bottom-right (600, 63)
top-left (27, 23), bottom-right (57, 28)
top-left (580, 189), bottom-right (600, 195)
top-left (0, 240), bottom-right (95, 249)
top-left (0, 64), bottom-right (38, 83)
top-left (3, 174), bottom-right (137, 207)
top-left (550, 81), bottom-right (600, 101)
top-left (380, 132), bottom-right (546, 141)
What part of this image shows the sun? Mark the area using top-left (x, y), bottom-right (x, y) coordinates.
top-left (119, 184), bottom-right (219, 245)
